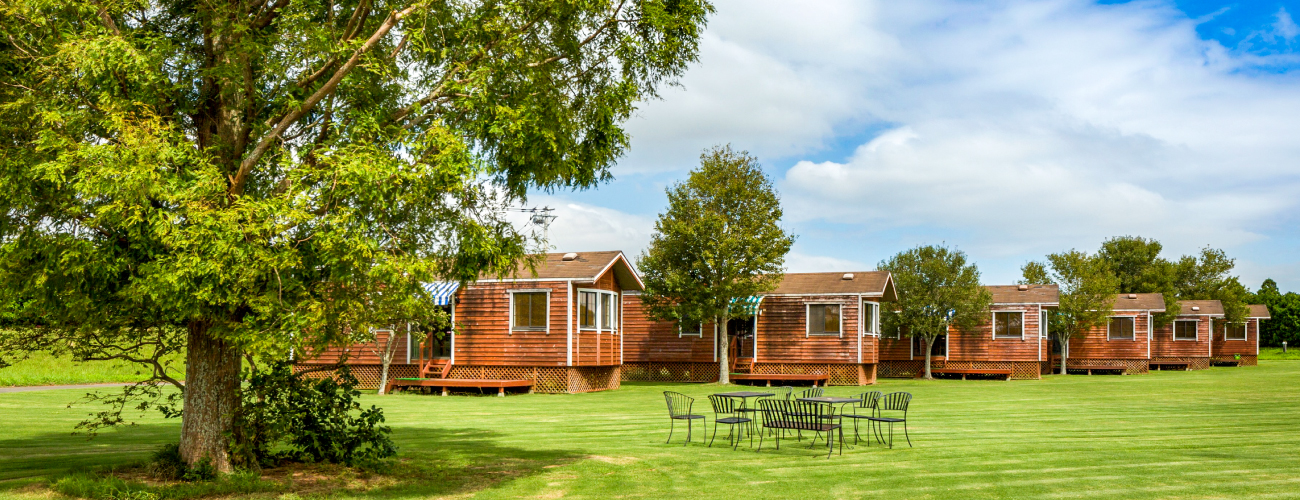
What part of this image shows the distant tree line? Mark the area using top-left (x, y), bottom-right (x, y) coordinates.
top-left (1251, 279), bottom-right (1300, 347)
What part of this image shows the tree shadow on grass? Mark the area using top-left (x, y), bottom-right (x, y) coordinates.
top-left (0, 423), bottom-right (585, 499)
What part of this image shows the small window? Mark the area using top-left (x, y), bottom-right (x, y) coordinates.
top-left (679, 321), bottom-right (703, 338)
top-left (512, 292), bottom-right (548, 331)
top-left (1108, 316), bottom-right (1135, 340)
top-left (578, 291), bottom-right (597, 329)
top-left (994, 312), bottom-right (1024, 339)
top-left (1173, 320), bottom-right (1198, 341)
top-left (601, 293), bottom-right (615, 329)
top-left (1225, 323), bottom-right (1247, 341)
top-left (861, 302), bottom-right (878, 335)
top-left (1040, 310), bottom-right (1049, 339)
top-left (808, 304), bottom-right (841, 336)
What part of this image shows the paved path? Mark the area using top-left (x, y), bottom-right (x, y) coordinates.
top-left (0, 382), bottom-right (133, 394)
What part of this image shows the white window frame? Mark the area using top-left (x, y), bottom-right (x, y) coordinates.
top-left (1040, 310), bottom-right (1049, 339)
top-left (860, 300), bottom-right (880, 337)
top-left (1173, 319), bottom-right (1199, 341)
top-left (1224, 322), bottom-right (1247, 341)
top-left (508, 289), bottom-right (551, 334)
top-left (805, 302), bottom-right (844, 338)
top-left (679, 321), bottom-right (704, 338)
top-left (992, 311), bottom-right (1025, 340)
top-left (1107, 315), bottom-right (1135, 341)
top-left (576, 288), bottom-right (620, 335)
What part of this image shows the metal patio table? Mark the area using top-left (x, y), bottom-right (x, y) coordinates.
top-left (714, 391), bottom-right (775, 436)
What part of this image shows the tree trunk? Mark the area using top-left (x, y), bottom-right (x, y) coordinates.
top-left (923, 336), bottom-right (933, 380)
top-left (1059, 335), bottom-right (1068, 375)
top-left (179, 320), bottom-right (241, 473)
top-left (375, 327), bottom-right (401, 396)
top-left (718, 316), bottom-right (730, 385)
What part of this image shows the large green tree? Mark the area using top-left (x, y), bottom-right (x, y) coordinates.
top-left (1172, 247), bottom-right (1251, 324)
top-left (637, 146), bottom-right (794, 385)
top-left (879, 245), bottom-right (991, 380)
top-left (1254, 279), bottom-right (1300, 347)
top-left (1021, 251), bottom-right (1118, 375)
top-left (1098, 236), bottom-right (1178, 326)
top-left (0, 0), bottom-right (711, 471)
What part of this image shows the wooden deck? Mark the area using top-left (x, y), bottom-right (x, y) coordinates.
top-left (386, 377), bottom-right (534, 396)
top-left (729, 373), bottom-right (829, 387)
top-left (926, 368), bottom-right (1012, 380)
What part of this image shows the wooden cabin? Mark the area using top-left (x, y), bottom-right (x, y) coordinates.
top-left (877, 285), bottom-right (1058, 380)
top-left (1210, 304), bottom-right (1269, 366)
top-left (299, 250), bottom-right (643, 393)
top-left (1062, 293), bottom-right (1164, 375)
top-left (621, 271), bottom-right (897, 386)
top-left (1149, 300), bottom-right (1220, 371)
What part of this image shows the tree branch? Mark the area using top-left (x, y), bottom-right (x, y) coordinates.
top-left (232, 4), bottom-right (421, 198)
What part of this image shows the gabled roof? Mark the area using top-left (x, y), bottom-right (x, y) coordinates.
top-left (1175, 300), bottom-right (1224, 316)
top-left (1113, 293), bottom-right (1166, 311)
top-left (986, 284), bottom-right (1059, 305)
top-left (1249, 304), bottom-right (1271, 319)
top-left (767, 271), bottom-right (897, 301)
top-left (485, 251), bottom-right (644, 291)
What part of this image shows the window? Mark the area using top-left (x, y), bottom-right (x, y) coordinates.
top-left (679, 321), bottom-right (703, 337)
top-left (994, 312), bottom-right (1024, 339)
top-left (1173, 320), bottom-right (1198, 341)
top-left (1225, 323), bottom-right (1247, 341)
top-left (1040, 310), bottom-right (1049, 339)
top-left (511, 292), bottom-right (548, 331)
top-left (601, 293), bottom-right (615, 329)
top-left (913, 334), bottom-right (946, 356)
top-left (808, 304), bottom-right (841, 336)
top-left (861, 301), bottom-right (878, 336)
top-left (578, 289), bottom-right (619, 332)
top-left (1108, 316), bottom-right (1135, 340)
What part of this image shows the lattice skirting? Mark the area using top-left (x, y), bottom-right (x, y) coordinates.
top-left (1067, 358), bottom-right (1149, 375)
top-left (620, 362), bottom-right (720, 383)
top-left (1150, 357), bottom-right (1211, 370)
top-left (751, 363), bottom-right (874, 385)
top-left (294, 364), bottom-right (420, 390)
top-left (1212, 355), bottom-right (1258, 366)
top-left (877, 360), bottom-right (1039, 380)
top-left (294, 364), bottom-right (619, 393)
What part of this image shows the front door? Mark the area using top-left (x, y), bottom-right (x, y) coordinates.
top-left (726, 317), bottom-right (755, 361)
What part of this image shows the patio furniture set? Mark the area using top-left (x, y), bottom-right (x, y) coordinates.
top-left (662, 388), bottom-right (913, 458)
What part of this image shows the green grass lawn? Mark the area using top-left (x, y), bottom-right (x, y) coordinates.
top-left (1259, 347), bottom-right (1300, 360)
top-left (4, 363), bottom-right (1300, 499)
top-left (0, 351), bottom-right (185, 387)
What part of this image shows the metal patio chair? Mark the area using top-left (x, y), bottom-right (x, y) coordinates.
top-left (756, 399), bottom-right (843, 458)
top-left (785, 387), bottom-right (825, 440)
top-left (707, 395), bottom-right (753, 450)
top-left (866, 391), bottom-right (912, 448)
top-left (663, 391), bottom-right (705, 445)
top-left (840, 391), bottom-right (883, 445)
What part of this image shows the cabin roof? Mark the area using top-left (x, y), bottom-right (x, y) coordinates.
top-left (1175, 300), bottom-right (1224, 316)
top-left (985, 284), bottom-right (1059, 305)
top-left (1249, 304), bottom-right (1271, 319)
top-left (486, 251), bottom-right (644, 290)
top-left (767, 271), bottom-right (897, 301)
top-left (1113, 292), bottom-right (1166, 311)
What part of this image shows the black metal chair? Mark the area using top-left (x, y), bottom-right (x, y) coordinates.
top-left (785, 387), bottom-right (824, 440)
top-left (756, 399), bottom-right (843, 458)
top-left (840, 391), bottom-right (883, 445)
top-left (663, 391), bottom-right (705, 445)
top-left (707, 395), bottom-right (753, 450)
top-left (866, 391), bottom-right (912, 448)
top-left (778, 386), bottom-right (794, 400)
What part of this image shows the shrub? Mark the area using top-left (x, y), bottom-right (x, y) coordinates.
top-left (231, 361), bottom-right (396, 469)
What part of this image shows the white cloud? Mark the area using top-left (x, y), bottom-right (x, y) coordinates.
top-left (1274, 8), bottom-right (1298, 41)
top-left (506, 196), bottom-right (655, 256)
top-left (784, 252), bottom-right (872, 273)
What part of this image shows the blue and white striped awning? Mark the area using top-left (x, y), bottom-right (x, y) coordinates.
top-left (422, 281), bottom-right (461, 306)
top-left (729, 295), bottom-right (764, 317)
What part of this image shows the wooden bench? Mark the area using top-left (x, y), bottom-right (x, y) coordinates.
top-left (927, 368), bottom-right (1012, 380)
top-left (1150, 362), bottom-right (1190, 371)
top-left (386, 378), bottom-right (533, 396)
top-left (1067, 365), bottom-right (1126, 375)
top-left (729, 373), bottom-right (829, 387)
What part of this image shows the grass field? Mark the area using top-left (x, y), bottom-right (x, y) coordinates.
top-left (0, 352), bottom-right (185, 387)
top-left (3, 362), bottom-right (1300, 499)
top-left (1259, 347), bottom-right (1300, 360)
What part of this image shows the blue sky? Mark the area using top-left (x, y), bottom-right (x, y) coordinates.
top-left (514, 0), bottom-right (1300, 292)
